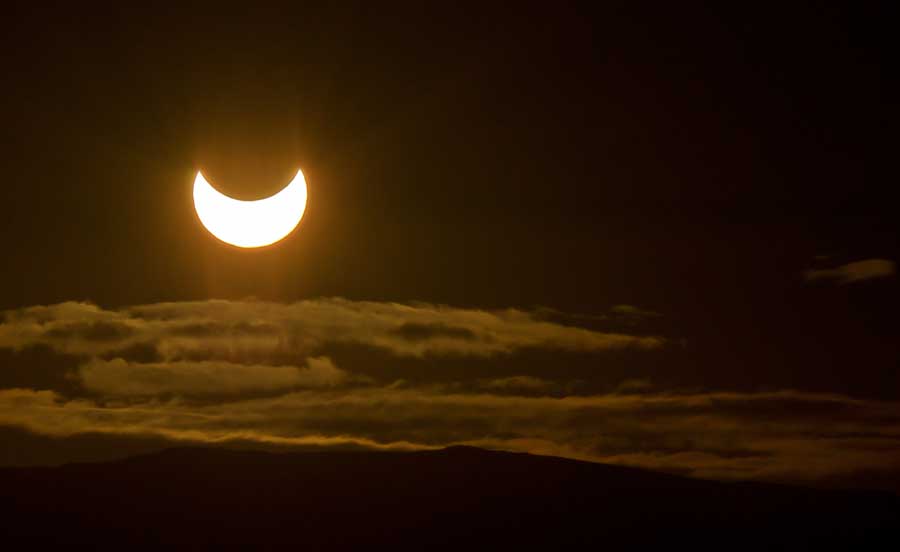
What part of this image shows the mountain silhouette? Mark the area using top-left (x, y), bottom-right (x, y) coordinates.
top-left (1, 446), bottom-right (897, 550)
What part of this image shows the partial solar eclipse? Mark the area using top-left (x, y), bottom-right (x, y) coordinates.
top-left (193, 169), bottom-right (308, 248)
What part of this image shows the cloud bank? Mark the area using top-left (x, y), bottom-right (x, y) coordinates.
top-left (1, 298), bottom-right (898, 488)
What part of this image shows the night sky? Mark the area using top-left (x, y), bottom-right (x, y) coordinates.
top-left (1, 4), bottom-right (898, 490)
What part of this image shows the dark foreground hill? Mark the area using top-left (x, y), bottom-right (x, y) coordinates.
top-left (1, 446), bottom-right (897, 550)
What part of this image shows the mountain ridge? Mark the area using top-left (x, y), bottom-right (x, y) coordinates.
top-left (2, 445), bottom-right (897, 550)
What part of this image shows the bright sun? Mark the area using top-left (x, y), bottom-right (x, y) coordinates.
top-left (192, 169), bottom-right (308, 248)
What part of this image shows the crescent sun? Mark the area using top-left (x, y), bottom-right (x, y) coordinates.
top-left (192, 169), bottom-right (308, 248)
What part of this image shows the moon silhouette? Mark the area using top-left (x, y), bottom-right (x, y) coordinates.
top-left (193, 169), bottom-right (308, 248)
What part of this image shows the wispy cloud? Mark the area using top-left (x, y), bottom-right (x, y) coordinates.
top-left (1, 385), bottom-right (898, 484)
top-left (0, 298), bottom-right (663, 360)
top-left (477, 375), bottom-right (557, 392)
top-left (805, 258), bottom-right (896, 284)
top-left (78, 356), bottom-right (348, 397)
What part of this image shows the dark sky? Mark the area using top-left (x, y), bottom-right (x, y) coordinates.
top-left (1, 3), bottom-right (898, 489)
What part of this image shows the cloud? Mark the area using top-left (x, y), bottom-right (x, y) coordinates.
top-left (1, 385), bottom-right (898, 485)
top-left (612, 378), bottom-right (653, 393)
top-left (805, 259), bottom-right (896, 284)
top-left (0, 298), bottom-right (664, 361)
top-left (477, 375), bottom-right (556, 392)
top-left (390, 322), bottom-right (477, 342)
top-left (609, 305), bottom-right (661, 318)
top-left (78, 356), bottom-right (348, 397)
top-left (2, 297), bottom-right (897, 488)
